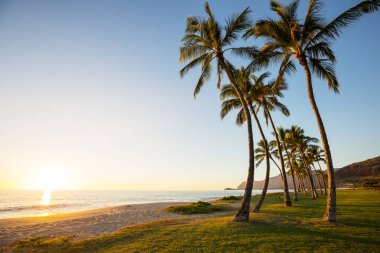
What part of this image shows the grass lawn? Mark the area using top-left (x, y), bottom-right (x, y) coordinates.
top-left (6, 189), bottom-right (380, 253)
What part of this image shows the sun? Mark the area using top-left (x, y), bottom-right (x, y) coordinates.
top-left (28, 167), bottom-right (72, 191)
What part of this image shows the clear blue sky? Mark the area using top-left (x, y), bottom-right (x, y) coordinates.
top-left (0, 0), bottom-right (379, 190)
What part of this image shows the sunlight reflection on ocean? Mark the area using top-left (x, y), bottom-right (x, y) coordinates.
top-left (0, 189), bottom-right (283, 219)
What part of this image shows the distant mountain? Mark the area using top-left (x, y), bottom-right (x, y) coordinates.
top-left (234, 156), bottom-right (380, 190)
top-left (237, 174), bottom-right (295, 190)
top-left (335, 156), bottom-right (380, 183)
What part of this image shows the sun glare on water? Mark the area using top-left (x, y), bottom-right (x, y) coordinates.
top-left (27, 167), bottom-right (72, 206)
top-left (41, 189), bottom-right (52, 205)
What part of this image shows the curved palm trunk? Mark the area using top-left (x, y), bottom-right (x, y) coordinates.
top-left (311, 164), bottom-right (323, 195)
top-left (312, 164), bottom-right (324, 195)
top-left (270, 156), bottom-right (283, 178)
top-left (317, 161), bottom-right (327, 195)
top-left (221, 60), bottom-right (255, 222)
top-left (306, 167), bottom-right (318, 199)
top-left (267, 112), bottom-right (292, 206)
top-left (302, 62), bottom-right (336, 221)
top-left (284, 149), bottom-right (298, 201)
top-left (249, 104), bottom-right (270, 213)
top-left (300, 176), bottom-right (308, 196)
top-left (300, 155), bottom-right (318, 199)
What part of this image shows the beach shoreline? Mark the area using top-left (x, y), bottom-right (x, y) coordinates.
top-left (0, 200), bottom-right (234, 247)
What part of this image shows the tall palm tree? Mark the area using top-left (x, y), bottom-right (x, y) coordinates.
top-left (314, 147), bottom-right (327, 195)
top-left (252, 74), bottom-right (292, 206)
top-left (179, 2), bottom-right (258, 221)
top-left (278, 127), bottom-right (298, 201)
top-left (245, 0), bottom-right (380, 221)
top-left (220, 68), bottom-right (270, 213)
top-left (287, 125), bottom-right (320, 199)
top-left (257, 139), bottom-right (282, 177)
top-left (252, 139), bottom-right (270, 212)
top-left (308, 145), bottom-right (326, 195)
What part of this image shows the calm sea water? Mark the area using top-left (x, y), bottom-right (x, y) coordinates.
top-left (0, 189), bottom-right (283, 219)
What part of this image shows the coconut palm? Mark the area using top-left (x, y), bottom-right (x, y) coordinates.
top-left (220, 68), bottom-right (270, 213)
top-left (278, 126), bottom-right (298, 201)
top-left (315, 147), bottom-right (327, 195)
top-left (252, 74), bottom-right (292, 206)
top-left (309, 145), bottom-right (327, 195)
top-left (252, 139), bottom-right (271, 212)
top-left (245, 0), bottom-right (380, 221)
top-left (257, 139), bottom-right (282, 177)
top-left (286, 125), bottom-right (319, 199)
top-left (179, 2), bottom-right (258, 221)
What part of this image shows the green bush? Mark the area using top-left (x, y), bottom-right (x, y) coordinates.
top-left (355, 177), bottom-right (380, 188)
top-left (219, 196), bottom-right (243, 201)
top-left (167, 201), bottom-right (227, 214)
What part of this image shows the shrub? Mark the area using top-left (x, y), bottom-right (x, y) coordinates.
top-left (219, 196), bottom-right (243, 201)
top-left (167, 201), bottom-right (226, 214)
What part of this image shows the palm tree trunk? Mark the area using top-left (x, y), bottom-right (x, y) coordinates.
top-left (318, 161), bottom-right (327, 195)
top-left (284, 150), bottom-right (298, 201)
top-left (221, 59), bottom-right (255, 222)
top-left (306, 167), bottom-right (318, 199)
top-left (267, 112), bottom-right (292, 206)
top-left (312, 164), bottom-right (324, 195)
top-left (302, 62), bottom-right (336, 221)
top-left (300, 154), bottom-right (318, 199)
top-left (270, 156), bottom-right (283, 178)
top-left (249, 104), bottom-right (270, 213)
top-left (300, 176), bottom-right (308, 196)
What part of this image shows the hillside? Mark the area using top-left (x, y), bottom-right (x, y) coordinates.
top-left (335, 156), bottom-right (380, 183)
top-left (237, 174), bottom-right (301, 190)
top-left (235, 156), bottom-right (380, 190)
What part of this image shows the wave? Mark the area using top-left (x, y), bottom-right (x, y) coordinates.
top-left (0, 203), bottom-right (70, 213)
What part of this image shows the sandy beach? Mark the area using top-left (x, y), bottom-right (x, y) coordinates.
top-left (0, 201), bottom-right (235, 247)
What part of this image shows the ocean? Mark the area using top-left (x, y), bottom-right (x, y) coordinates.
top-left (0, 189), bottom-right (282, 219)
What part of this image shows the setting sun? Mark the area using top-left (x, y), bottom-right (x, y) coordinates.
top-left (28, 168), bottom-right (72, 190)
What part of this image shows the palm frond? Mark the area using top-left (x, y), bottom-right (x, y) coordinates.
top-left (310, 0), bottom-right (380, 44)
top-left (179, 45), bottom-right (208, 64)
top-left (220, 98), bottom-right (242, 120)
top-left (216, 62), bottom-right (222, 89)
top-left (235, 108), bottom-right (246, 126)
top-left (222, 7), bottom-right (252, 45)
top-left (308, 57), bottom-right (339, 93)
top-left (220, 84), bottom-right (237, 100)
top-left (229, 46), bottom-right (259, 60)
top-left (305, 42), bottom-right (336, 62)
top-left (193, 55), bottom-right (213, 98)
top-left (179, 53), bottom-right (209, 78)
top-left (185, 16), bottom-right (205, 34)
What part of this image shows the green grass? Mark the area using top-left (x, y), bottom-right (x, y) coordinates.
top-left (166, 201), bottom-right (227, 214)
top-left (5, 190), bottom-right (380, 253)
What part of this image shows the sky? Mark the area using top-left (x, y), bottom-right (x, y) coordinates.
top-left (0, 0), bottom-right (379, 190)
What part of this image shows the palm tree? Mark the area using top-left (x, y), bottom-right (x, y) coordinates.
top-left (314, 147), bottom-right (327, 195)
top-left (286, 125), bottom-right (319, 199)
top-left (252, 139), bottom-right (270, 212)
top-left (268, 140), bottom-right (282, 177)
top-left (278, 127), bottom-right (298, 201)
top-left (179, 2), bottom-right (258, 221)
top-left (220, 68), bottom-right (270, 213)
top-left (245, 0), bottom-right (380, 221)
top-left (252, 74), bottom-right (292, 206)
top-left (308, 145), bottom-right (326, 195)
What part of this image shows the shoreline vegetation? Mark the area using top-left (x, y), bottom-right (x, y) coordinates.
top-left (1, 189), bottom-right (379, 252)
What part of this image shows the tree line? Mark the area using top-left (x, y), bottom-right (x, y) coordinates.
top-left (179, 0), bottom-right (379, 222)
